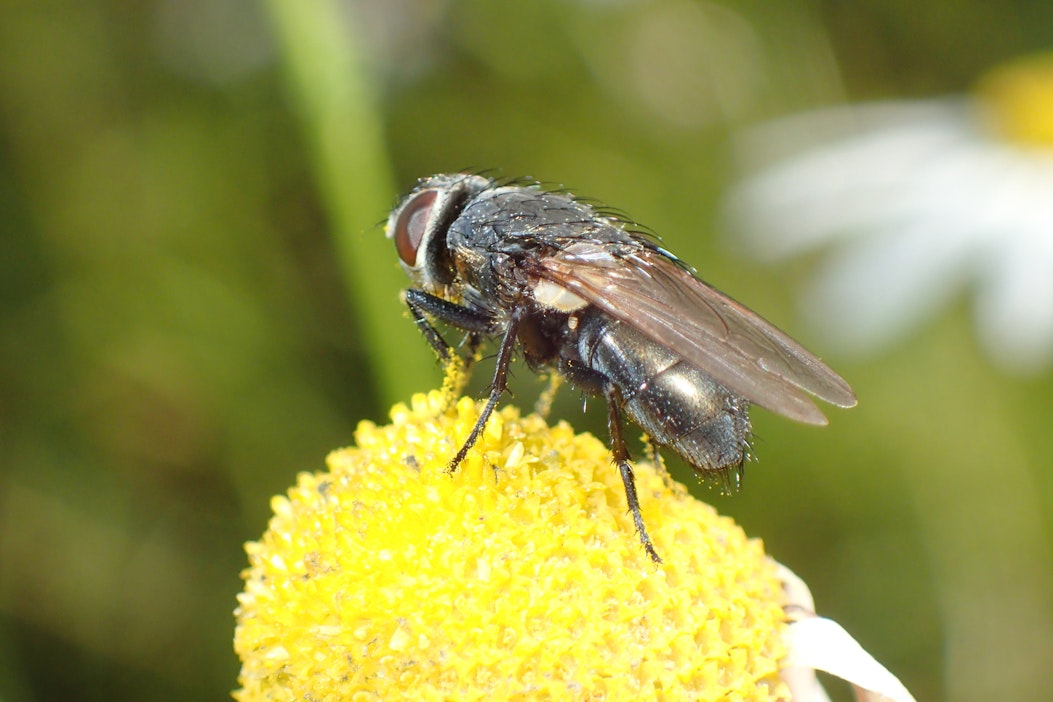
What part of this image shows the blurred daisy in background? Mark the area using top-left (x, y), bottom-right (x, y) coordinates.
top-left (725, 53), bottom-right (1053, 375)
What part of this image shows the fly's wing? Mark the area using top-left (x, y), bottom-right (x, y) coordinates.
top-left (538, 242), bottom-right (857, 425)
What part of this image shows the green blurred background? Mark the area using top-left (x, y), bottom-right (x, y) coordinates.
top-left (2, 1), bottom-right (1052, 700)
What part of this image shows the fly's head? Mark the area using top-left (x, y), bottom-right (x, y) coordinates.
top-left (386, 174), bottom-right (492, 305)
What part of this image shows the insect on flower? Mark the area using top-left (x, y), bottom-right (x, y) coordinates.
top-left (386, 174), bottom-right (856, 562)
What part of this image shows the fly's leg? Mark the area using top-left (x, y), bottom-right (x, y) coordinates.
top-left (403, 289), bottom-right (495, 361)
top-left (603, 383), bottom-right (662, 564)
top-left (559, 362), bottom-right (662, 563)
top-left (446, 309), bottom-right (522, 471)
top-left (403, 289), bottom-right (521, 472)
top-left (403, 289), bottom-right (496, 399)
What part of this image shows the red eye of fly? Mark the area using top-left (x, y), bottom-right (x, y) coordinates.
top-left (393, 189), bottom-right (438, 267)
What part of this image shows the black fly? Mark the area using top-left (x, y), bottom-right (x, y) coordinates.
top-left (386, 174), bottom-right (856, 563)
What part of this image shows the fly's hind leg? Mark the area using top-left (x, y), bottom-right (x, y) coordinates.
top-left (603, 384), bottom-right (662, 564)
top-left (562, 361), bottom-right (661, 564)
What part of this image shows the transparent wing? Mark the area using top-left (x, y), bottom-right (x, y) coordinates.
top-left (538, 242), bottom-right (857, 425)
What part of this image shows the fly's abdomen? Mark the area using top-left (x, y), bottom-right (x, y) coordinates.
top-left (576, 314), bottom-right (751, 474)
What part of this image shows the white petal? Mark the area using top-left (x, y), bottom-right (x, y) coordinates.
top-left (781, 664), bottom-right (832, 702)
top-left (785, 617), bottom-right (917, 702)
top-left (728, 95), bottom-right (1053, 373)
top-left (776, 563), bottom-right (916, 702)
top-left (774, 561), bottom-right (815, 615)
top-left (972, 152), bottom-right (1053, 372)
top-left (975, 248), bottom-right (1053, 372)
top-left (727, 100), bottom-right (975, 260)
top-left (737, 99), bottom-right (971, 162)
top-left (800, 222), bottom-right (971, 354)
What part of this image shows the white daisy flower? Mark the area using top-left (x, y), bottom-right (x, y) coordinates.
top-left (725, 53), bottom-right (1053, 374)
top-left (234, 389), bottom-right (917, 701)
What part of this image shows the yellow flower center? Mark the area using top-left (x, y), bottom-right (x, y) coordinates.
top-left (233, 390), bottom-right (789, 701)
top-left (976, 53), bottom-right (1053, 148)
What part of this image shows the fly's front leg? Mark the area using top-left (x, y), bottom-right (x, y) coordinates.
top-left (403, 289), bottom-right (495, 362)
top-left (403, 289), bottom-right (520, 471)
top-left (403, 288), bottom-right (497, 402)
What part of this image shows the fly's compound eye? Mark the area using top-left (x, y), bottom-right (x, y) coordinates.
top-left (393, 189), bottom-right (438, 268)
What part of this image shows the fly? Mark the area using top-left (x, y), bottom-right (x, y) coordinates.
top-left (385, 173), bottom-right (857, 563)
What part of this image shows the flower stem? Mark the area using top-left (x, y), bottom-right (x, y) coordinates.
top-left (263, 0), bottom-right (435, 406)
